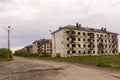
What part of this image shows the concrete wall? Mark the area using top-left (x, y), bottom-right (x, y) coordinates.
top-left (52, 29), bottom-right (66, 57)
top-left (52, 28), bottom-right (119, 57)
top-left (32, 42), bottom-right (38, 53)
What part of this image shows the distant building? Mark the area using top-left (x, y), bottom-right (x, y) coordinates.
top-left (24, 45), bottom-right (33, 53)
top-left (52, 23), bottom-right (119, 57)
top-left (32, 39), bottom-right (52, 54)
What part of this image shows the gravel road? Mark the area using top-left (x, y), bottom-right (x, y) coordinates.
top-left (0, 56), bottom-right (120, 80)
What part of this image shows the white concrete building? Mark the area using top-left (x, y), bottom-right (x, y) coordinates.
top-left (52, 23), bottom-right (119, 57)
top-left (32, 39), bottom-right (52, 54)
top-left (24, 45), bottom-right (33, 53)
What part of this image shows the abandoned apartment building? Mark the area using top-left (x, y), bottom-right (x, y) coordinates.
top-left (32, 39), bottom-right (52, 54)
top-left (24, 45), bottom-right (33, 52)
top-left (52, 23), bottom-right (119, 57)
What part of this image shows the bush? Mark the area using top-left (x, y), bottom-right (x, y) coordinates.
top-left (14, 50), bottom-right (51, 58)
top-left (0, 48), bottom-right (12, 60)
top-left (40, 52), bottom-right (51, 57)
top-left (14, 49), bottom-right (38, 57)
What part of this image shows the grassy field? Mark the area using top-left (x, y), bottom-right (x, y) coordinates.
top-left (0, 58), bottom-right (12, 61)
top-left (21, 54), bottom-right (120, 69)
top-left (14, 49), bottom-right (120, 69)
top-left (49, 55), bottom-right (120, 69)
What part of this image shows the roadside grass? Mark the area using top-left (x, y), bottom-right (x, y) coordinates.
top-left (14, 50), bottom-right (120, 69)
top-left (0, 48), bottom-right (13, 61)
top-left (48, 55), bottom-right (120, 69)
top-left (21, 54), bottom-right (120, 69)
top-left (0, 58), bottom-right (12, 61)
top-left (14, 49), bottom-right (52, 59)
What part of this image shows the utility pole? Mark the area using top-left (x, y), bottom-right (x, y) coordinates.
top-left (8, 26), bottom-right (10, 50)
top-left (2, 26), bottom-right (12, 50)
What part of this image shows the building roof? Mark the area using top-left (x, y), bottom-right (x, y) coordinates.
top-left (24, 45), bottom-right (33, 48)
top-left (33, 39), bottom-right (52, 44)
top-left (52, 24), bottom-right (118, 35)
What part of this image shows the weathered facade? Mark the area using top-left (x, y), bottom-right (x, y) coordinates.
top-left (32, 39), bottom-right (52, 54)
top-left (24, 45), bottom-right (33, 53)
top-left (52, 23), bottom-right (119, 57)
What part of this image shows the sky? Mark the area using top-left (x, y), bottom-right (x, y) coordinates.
top-left (0, 0), bottom-right (120, 51)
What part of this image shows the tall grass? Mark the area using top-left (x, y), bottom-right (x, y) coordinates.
top-left (14, 49), bottom-right (51, 58)
top-left (0, 48), bottom-right (13, 61)
top-left (52, 55), bottom-right (120, 69)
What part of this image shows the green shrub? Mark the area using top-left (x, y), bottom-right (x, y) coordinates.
top-left (14, 49), bottom-right (38, 57)
top-left (0, 48), bottom-right (12, 60)
top-left (14, 50), bottom-right (51, 58)
top-left (40, 52), bottom-right (51, 57)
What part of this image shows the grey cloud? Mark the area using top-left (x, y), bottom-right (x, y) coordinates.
top-left (0, 0), bottom-right (120, 49)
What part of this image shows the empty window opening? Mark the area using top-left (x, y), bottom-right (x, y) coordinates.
top-left (83, 32), bottom-right (86, 35)
top-left (78, 32), bottom-right (80, 35)
top-left (78, 44), bottom-right (81, 47)
top-left (67, 44), bottom-right (70, 47)
top-left (67, 38), bottom-right (69, 41)
top-left (72, 51), bottom-right (76, 54)
top-left (72, 44), bottom-right (76, 47)
top-left (78, 38), bottom-right (81, 41)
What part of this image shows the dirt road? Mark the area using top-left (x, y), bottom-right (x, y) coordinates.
top-left (0, 57), bottom-right (120, 80)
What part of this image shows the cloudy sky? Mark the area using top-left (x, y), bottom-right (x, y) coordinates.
top-left (0, 0), bottom-right (120, 51)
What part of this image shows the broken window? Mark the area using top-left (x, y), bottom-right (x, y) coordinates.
top-left (83, 38), bottom-right (86, 41)
top-left (72, 38), bottom-right (76, 41)
top-left (105, 35), bottom-right (107, 37)
top-left (88, 39), bottom-right (90, 42)
top-left (67, 44), bottom-right (70, 47)
top-left (78, 44), bottom-right (81, 47)
top-left (83, 32), bottom-right (86, 35)
top-left (97, 34), bottom-right (99, 37)
top-left (83, 45), bottom-right (86, 48)
top-left (100, 34), bottom-right (103, 37)
top-left (105, 40), bottom-right (107, 42)
top-left (67, 51), bottom-right (70, 54)
top-left (67, 38), bottom-right (69, 41)
top-left (101, 40), bottom-right (103, 42)
top-left (72, 51), bottom-right (76, 54)
top-left (78, 32), bottom-right (80, 35)
top-left (66, 31), bottom-right (69, 34)
top-left (88, 45), bottom-right (90, 48)
top-left (97, 40), bottom-right (99, 42)
top-left (72, 44), bottom-right (76, 47)
top-left (109, 45), bottom-right (111, 48)
top-left (93, 51), bottom-right (95, 54)
top-left (83, 51), bottom-right (86, 54)
top-left (105, 45), bottom-right (107, 48)
top-left (78, 38), bottom-right (81, 41)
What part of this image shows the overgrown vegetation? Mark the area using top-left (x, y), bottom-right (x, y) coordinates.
top-left (14, 49), bottom-right (51, 59)
top-left (50, 55), bottom-right (120, 69)
top-left (0, 48), bottom-right (13, 61)
top-left (14, 50), bottom-right (120, 69)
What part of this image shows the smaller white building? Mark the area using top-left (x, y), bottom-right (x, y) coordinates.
top-left (32, 39), bottom-right (52, 54)
top-left (24, 45), bottom-right (33, 53)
